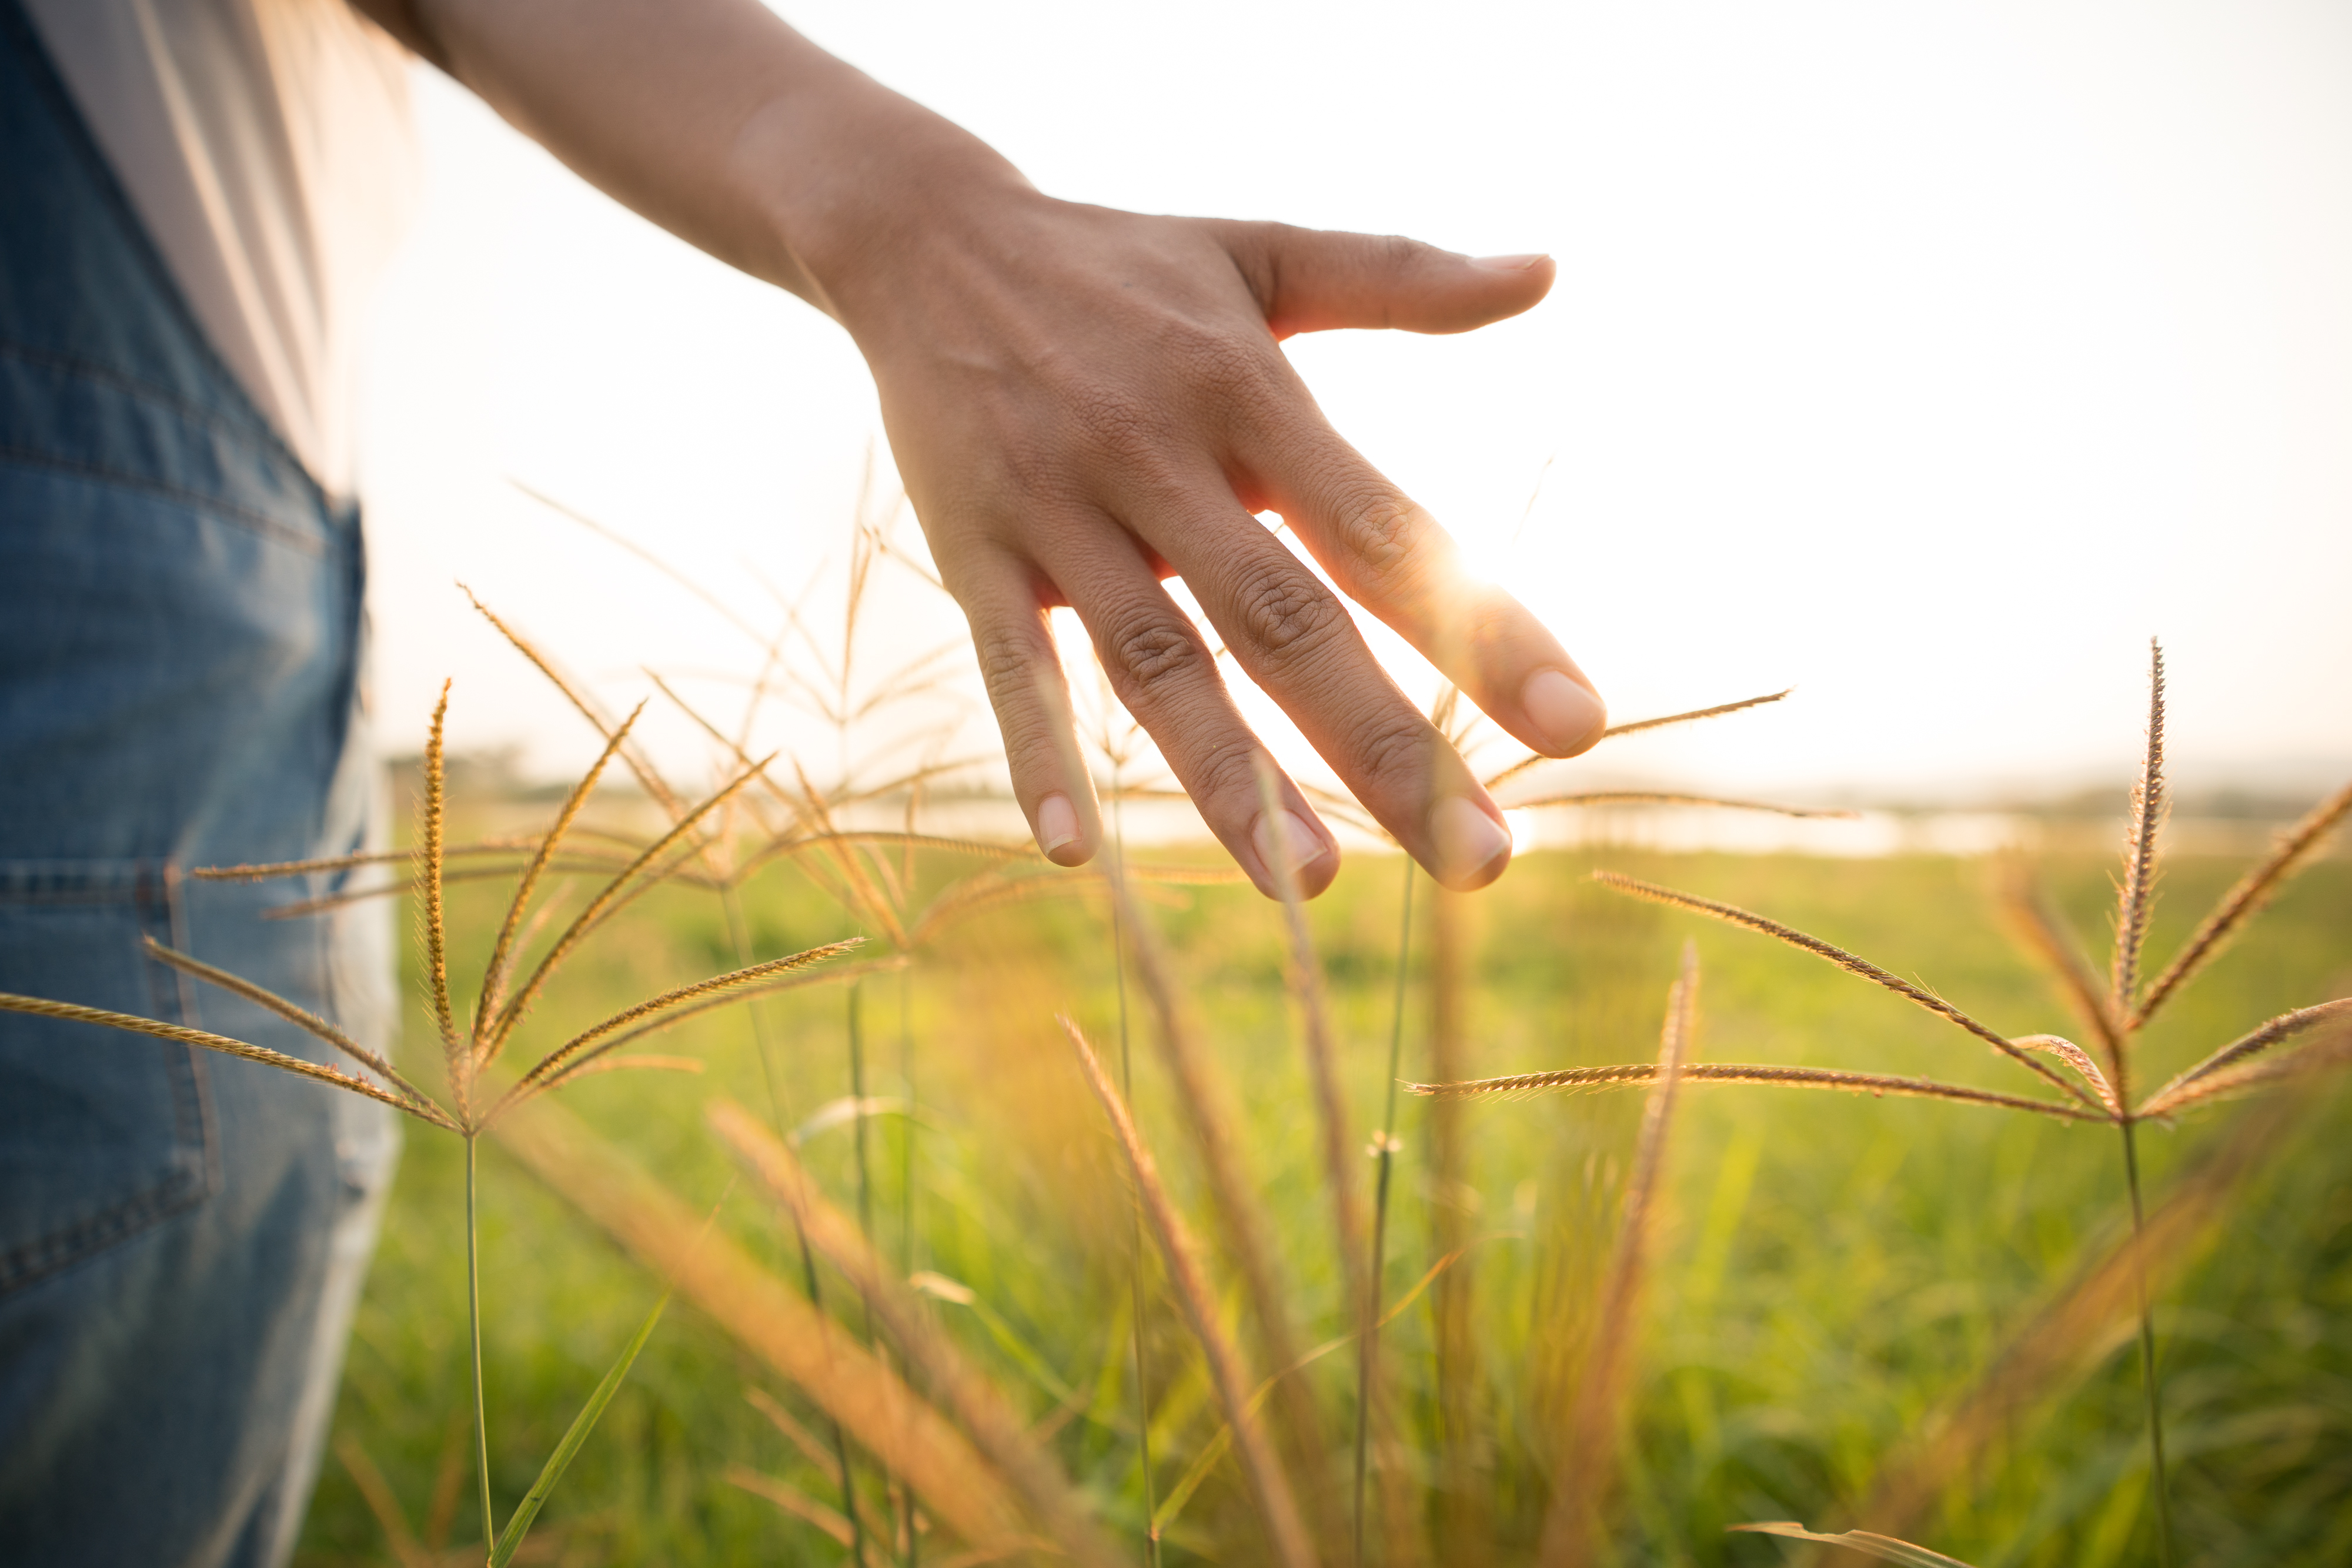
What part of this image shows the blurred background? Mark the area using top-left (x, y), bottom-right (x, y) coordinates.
top-left (358, 0), bottom-right (2352, 834)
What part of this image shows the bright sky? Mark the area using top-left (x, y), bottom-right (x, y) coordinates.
top-left (360, 0), bottom-right (2352, 813)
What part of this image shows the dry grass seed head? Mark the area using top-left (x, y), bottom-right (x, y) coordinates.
top-left (2110, 638), bottom-right (2169, 1053)
top-left (2132, 775), bottom-right (2352, 1030)
top-left (1591, 872), bottom-right (2102, 1112)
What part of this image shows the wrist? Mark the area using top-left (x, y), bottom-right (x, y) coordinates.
top-left (731, 72), bottom-right (1037, 332)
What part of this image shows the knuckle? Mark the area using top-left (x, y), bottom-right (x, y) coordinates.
top-left (973, 621), bottom-right (1051, 714)
top-left (1106, 614), bottom-right (1206, 700)
top-left (1353, 713), bottom-right (1440, 791)
top-left (1338, 493), bottom-right (1421, 580)
top-left (1233, 567), bottom-right (1345, 660)
top-left (1192, 736), bottom-right (1268, 810)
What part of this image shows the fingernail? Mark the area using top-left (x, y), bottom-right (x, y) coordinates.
top-left (1251, 808), bottom-right (1330, 881)
top-left (1522, 668), bottom-right (1607, 755)
top-left (1036, 792), bottom-right (1081, 860)
top-left (1429, 797), bottom-right (1512, 886)
top-left (1471, 252), bottom-right (1548, 271)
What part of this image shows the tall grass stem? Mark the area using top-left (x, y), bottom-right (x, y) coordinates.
top-left (2121, 1119), bottom-right (2174, 1568)
top-left (1355, 860), bottom-right (1415, 1568)
top-left (1111, 787), bottom-right (1162, 1568)
top-left (466, 1135), bottom-right (494, 1558)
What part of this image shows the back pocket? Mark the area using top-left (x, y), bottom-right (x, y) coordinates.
top-left (0, 861), bottom-right (213, 1296)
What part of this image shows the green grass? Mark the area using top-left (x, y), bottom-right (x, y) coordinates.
top-left (294, 839), bottom-right (2352, 1566)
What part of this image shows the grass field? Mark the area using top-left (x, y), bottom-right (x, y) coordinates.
top-left (288, 815), bottom-right (2352, 1567)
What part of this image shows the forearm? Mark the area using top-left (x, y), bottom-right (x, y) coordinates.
top-left (360, 0), bottom-right (1031, 319)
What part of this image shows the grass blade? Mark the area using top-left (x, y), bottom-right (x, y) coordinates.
top-left (487, 1288), bottom-right (670, 1568)
top-left (1592, 871), bottom-right (2099, 1111)
top-left (1727, 1521), bottom-right (1979, 1566)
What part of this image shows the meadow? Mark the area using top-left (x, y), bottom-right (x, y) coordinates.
top-left (283, 794), bottom-right (2352, 1566)
top-left (9, 520), bottom-right (2334, 1567)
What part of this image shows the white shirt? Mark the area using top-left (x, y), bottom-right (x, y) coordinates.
top-left (25, 0), bottom-right (418, 496)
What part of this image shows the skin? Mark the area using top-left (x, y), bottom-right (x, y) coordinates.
top-left (356, 0), bottom-right (1609, 895)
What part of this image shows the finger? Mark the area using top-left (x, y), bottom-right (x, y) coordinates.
top-left (1214, 220), bottom-right (1555, 339)
top-left (943, 544), bottom-right (1100, 866)
top-left (1127, 489), bottom-right (1515, 891)
top-left (1237, 415), bottom-right (1607, 762)
top-left (1037, 522), bottom-right (1344, 900)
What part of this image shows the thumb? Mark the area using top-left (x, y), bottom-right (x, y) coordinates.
top-left (1219, 221), bottom-right (1555, 339)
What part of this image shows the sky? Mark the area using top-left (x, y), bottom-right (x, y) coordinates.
top-left (359, 0), bottom-right (2352, 815)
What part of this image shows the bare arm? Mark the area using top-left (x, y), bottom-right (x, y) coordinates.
top-left (356, 0), bottom-right (1607, 895)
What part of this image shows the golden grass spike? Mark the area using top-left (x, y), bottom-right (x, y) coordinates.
top-left (2135, 1028), bottom-right (2352, 1117)
top-left (1061, 1019), bottom-right (1320, 1568)
top-left (474, 704), bottom-right (645, 1053)
top-left (1592, 872), bottom-right (2102, 1111)
top-left (1506, 790), bottom-right (1856, 819)
top-left (1726, 1522), bottom-right (1979, 1567)
top-left (1105, 868), bottom-right (1334, 1532)
top-left (497, 939), bottom-right (863, 1112)
top-left (2137, 1000), bottom-right (2352, 1117)
top-left (1254, 758), bottom-right (1370, 1333)
top-left (1540, 944), bottom-right (1697, 1568)
top-left (709, 1099), bottom-right (1125, 1568)
top-left (1996, 864), bottom-right (2124, 1074)
top-left (530, 955), bottom-right (908, 1086)
top-left (2112, 639), bottom-right (2168, 1032)
top-left (489, 1095), bottom-right (1028, 1554)
top-left (1481, 689), bottom-right (1792, 792)
top-left (2010, 1035), bottom-right (2119, 1116)
top-left (1406, 1061), bottom-right (2104, 1121)
top-left (463, 586), bottom-right (689, 823)
top-left (140, 937), bottom-right (443, 1112)
top-left (2133, 777), bottom-right (2352, 1029)
top-left (487, 754), bottom-right (779, 1055)
top-left (192, 837), bottom-right (543, 880)
top-left (417, 683), bottom-right (463, 1108)
top-left (0, 992), bottom-right (459, 1128)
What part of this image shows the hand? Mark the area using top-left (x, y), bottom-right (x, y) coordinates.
top-left (833, 190), bottom-right (1608, 895)
top-left (366, 0), bottom-right (1606, 894)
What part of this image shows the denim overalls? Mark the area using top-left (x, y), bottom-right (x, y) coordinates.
top-left (0, 4), bottom-right (400, 1563)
